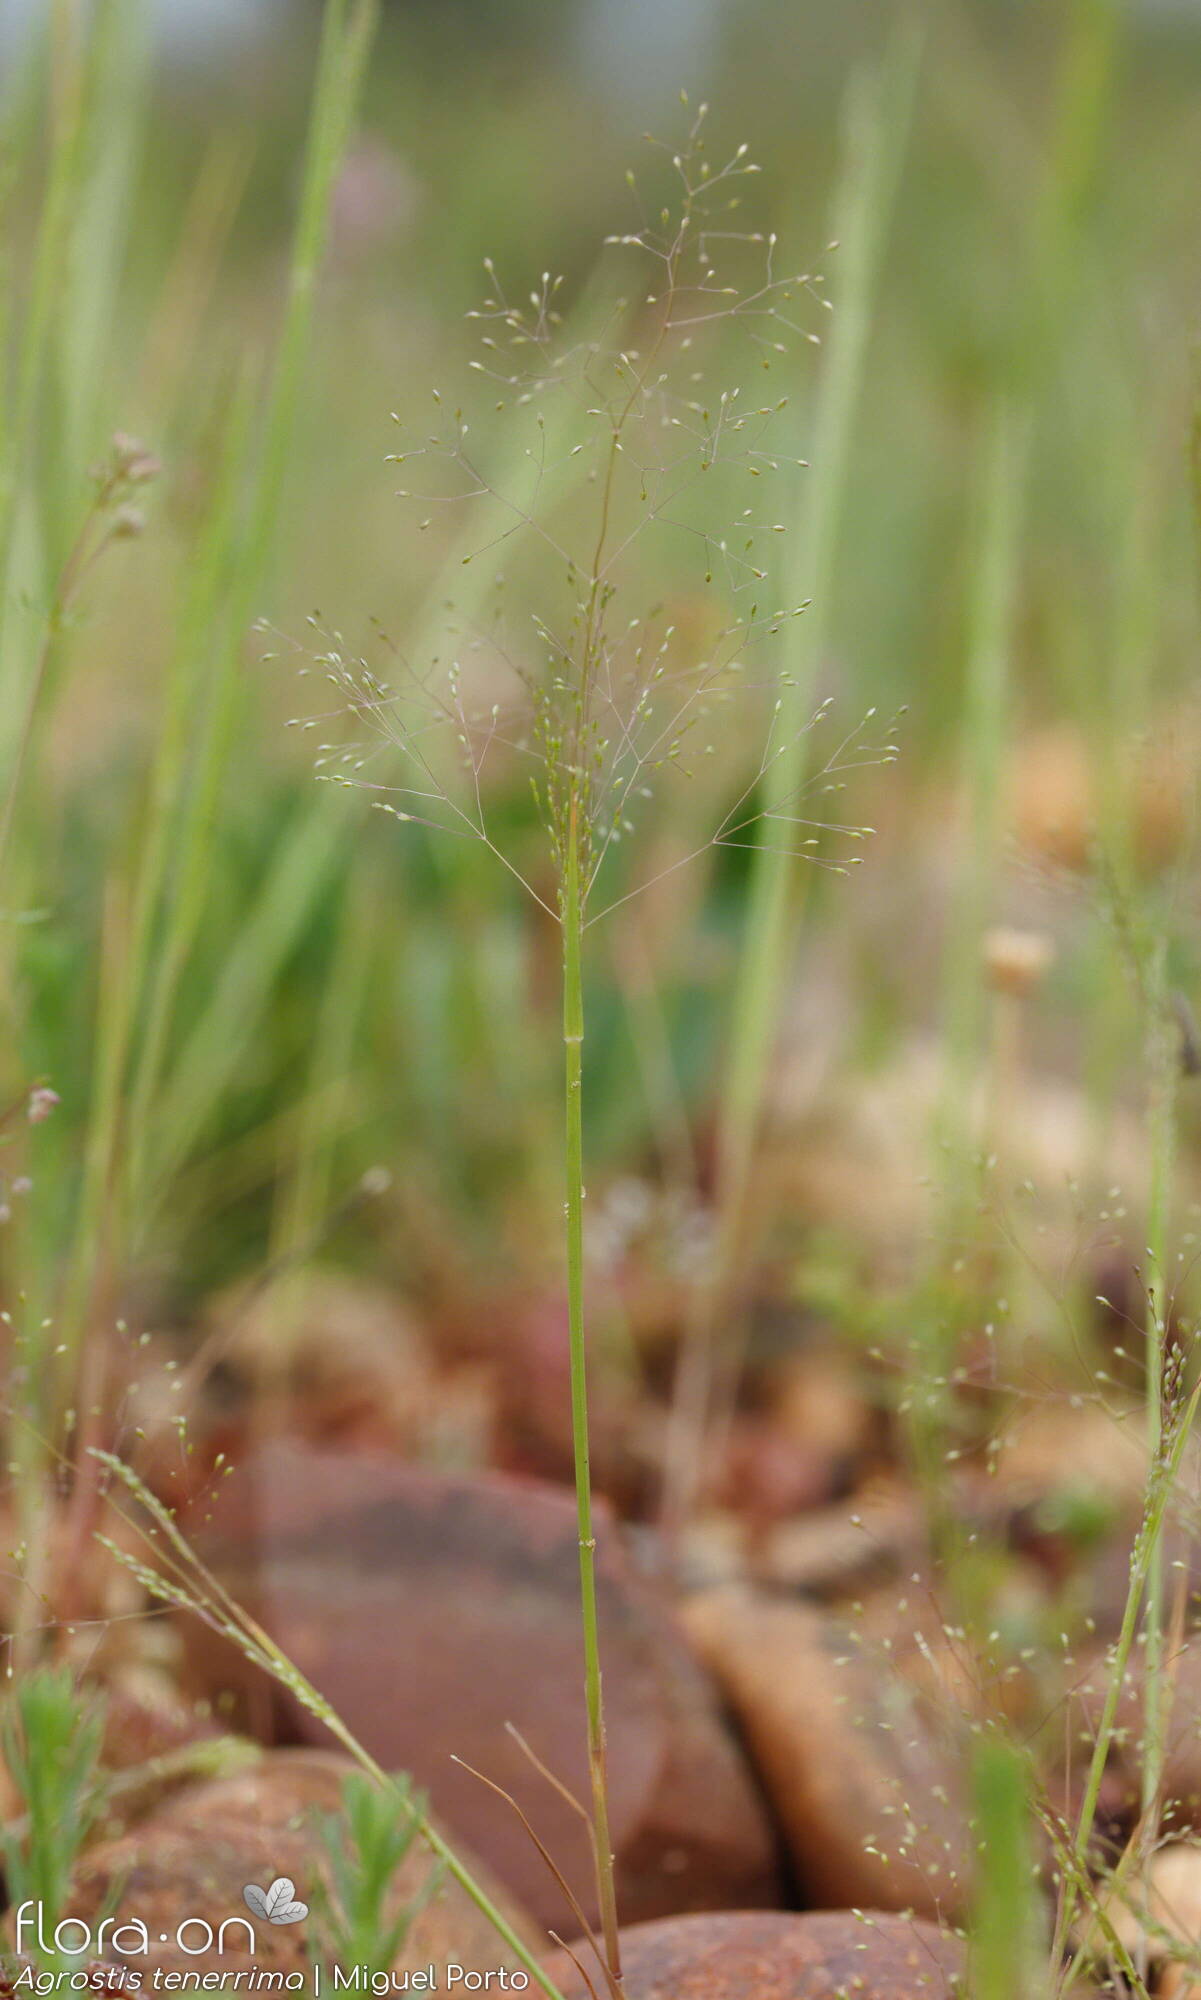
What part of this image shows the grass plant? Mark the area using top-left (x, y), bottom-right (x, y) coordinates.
top-left (290, 103), bottom-right (874, 1982)
top-left (309, 1769), bottom-right (444, 1983)
top-left (2, 5), bottom-right (1201, 1998)
top-left (1, 1665), bottom-right (105, 1974)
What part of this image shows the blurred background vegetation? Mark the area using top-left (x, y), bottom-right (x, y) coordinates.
top-left (3, 0), bottom-right (1201, 1501)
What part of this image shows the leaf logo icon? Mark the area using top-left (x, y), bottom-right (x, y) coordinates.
top-left (243, 1878), bottom-right (309, 1925)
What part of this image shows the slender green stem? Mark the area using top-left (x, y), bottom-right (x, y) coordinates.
top-left (562, 797), bottom-right (622, 1987)
top-left (910, 395), bottom-right (1024, 1573)
top-left (1051, 1376), bottom-right (1201, 1972)
top-left (246, 0), bottom-right (380, 591)
top-left (1140, 940), bottom-right (1175, 1841)
top-left (0, 482), bottom-right (104, 886)
top-left (724, 27), bottom-right (921, 1208)
top-left (660, 28), bottom-right (921, 1529)
top-left (322, 1722), bottom-right (565, 2000)
top-left (118, 368), bottom-right (258, 1234)
top-left (0, 0), bottom-right (86, 602)
top-left (970, 1733), bottom-right (1041, 2000)
top-left (127, 0), bottom-right (380, 1194)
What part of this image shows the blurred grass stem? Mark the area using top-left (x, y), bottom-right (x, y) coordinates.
top-left (660, 29), bottom-right (921, 1530)
top-left (564, 801), bottom-right (621, 1987)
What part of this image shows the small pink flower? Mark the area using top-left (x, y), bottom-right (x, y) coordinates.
top-left (27, 1087), bottom-right (60, 1125)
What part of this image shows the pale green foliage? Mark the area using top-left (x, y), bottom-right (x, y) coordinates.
top-left (309, 1771), bottom-right (442, 1980)
top-left (2, 1665), bottom-right (105, 1970)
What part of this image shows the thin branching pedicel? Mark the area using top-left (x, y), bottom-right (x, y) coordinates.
top-left (281, 106), bottom-right (893, 919)
top-left (275, 103), bottom-right (895, 1989)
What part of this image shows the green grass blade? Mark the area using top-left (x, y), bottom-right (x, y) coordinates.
top-left (719, 25), bottom-right (922, 1222)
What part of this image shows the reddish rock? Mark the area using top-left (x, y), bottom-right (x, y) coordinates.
top-left (184, 1445), bottom-right (780, 1935)
top-left (682, 1589), bottom-right (969, 1919)
top-left (715, 1416), bottom-right (842, 1527)
top-left (756, 1488), bottom-right (930, 1600)
top-left (488, 1288), bottom-right (657, 1512)
top-left (63, 1748), bottom-right (536, 1978)
top-left (546, 1910), bottom-right (965, 1998)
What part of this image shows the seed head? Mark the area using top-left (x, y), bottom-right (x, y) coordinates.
top-left (983, 927), bottom-right (1054, 998)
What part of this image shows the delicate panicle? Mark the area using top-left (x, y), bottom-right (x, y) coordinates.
top-left (277, 115), bottom-right (893, 924)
